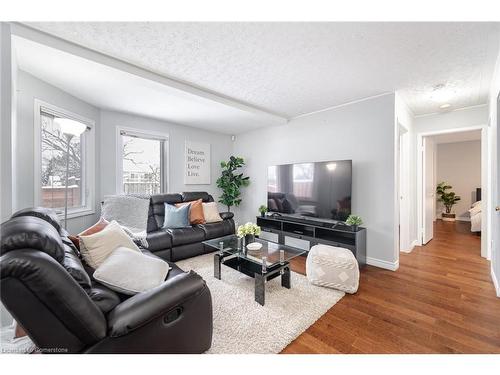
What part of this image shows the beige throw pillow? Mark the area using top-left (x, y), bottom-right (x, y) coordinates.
top-left (79, 220), bottom-right (140, 268)
top-left (93, 247), bottom-right (170, 295)
top-left (202, 202), bottom-right (223, 223)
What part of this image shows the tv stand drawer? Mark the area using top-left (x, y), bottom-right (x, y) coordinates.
top-left (284, 236), bottom-right (310, 251)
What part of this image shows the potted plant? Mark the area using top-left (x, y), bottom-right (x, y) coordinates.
top-left (237, 222), bottom-right (261, 246)
top-left (436, 182), bottom-right (461, 221)
top-left (346, 215), bottom-right (363, 231)
top-left (216, 156), bottom-right (250, 212)
top-left (258, 205), bottom-right (268, 217)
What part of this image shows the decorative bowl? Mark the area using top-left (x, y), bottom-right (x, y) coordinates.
top-left (246, 242), bottom-right (263, 251)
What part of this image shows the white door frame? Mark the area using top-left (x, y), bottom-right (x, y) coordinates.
top-left (398, 123), bottom-right (411, 252)
top-left (416, 124), bottom-right (489, 258)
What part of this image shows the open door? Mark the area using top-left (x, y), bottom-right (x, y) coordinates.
top-left (422, 137), bottom-right (434, 244)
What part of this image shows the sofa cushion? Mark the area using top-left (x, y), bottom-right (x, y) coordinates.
top-left (167, 226), bottom-right (205, 246)
top-left (87, 282), bottom-right (122, 314)
top-left (202, 202), bottom-right (222, 223)
top-left (162, 203), bottom-right (191, 229)
top-left (62, 243), bottom-right (92, 290)
top-left (176, 199), bottom-right (206, 225)
top-left (93, 247), bottom-right (170, 295)
top-left (79, 221), bottom-right (141, 268)
top-left (198, 222), bottom-right (228, 240)
top-left (11, 207), bottom-right (63, 235)
top-left (182, 191), bottom-right (213, 203)
top-left (0, 216), bottom-right (65, 262)
top-left (150, 194), bottom-right (183, 229)
top-left (171, 242), bottom-right (205, 262)
top-left (146, 230), bottom-right (173, 251)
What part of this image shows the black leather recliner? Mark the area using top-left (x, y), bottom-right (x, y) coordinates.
top-left (0, 208), bottom-right (213, 354)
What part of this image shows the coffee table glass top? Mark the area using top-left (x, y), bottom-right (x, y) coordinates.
top-left (203, 235), bottom-right (306, 267)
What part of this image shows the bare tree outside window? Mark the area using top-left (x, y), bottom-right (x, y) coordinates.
top-left (122, 135), bottom-right (162, 194)
top-left (40, 113), bottom-right (84, 210)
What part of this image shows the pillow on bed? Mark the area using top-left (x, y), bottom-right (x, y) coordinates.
top-left (469, 202), bottom-right (482, 216)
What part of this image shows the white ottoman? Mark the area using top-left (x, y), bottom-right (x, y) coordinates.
top-left (306, 244), bottom-right (359, 294)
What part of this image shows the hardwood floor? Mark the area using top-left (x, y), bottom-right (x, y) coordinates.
top-left (282, 220), bottom-right (500, 354)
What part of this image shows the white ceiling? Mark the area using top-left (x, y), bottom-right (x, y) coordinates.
top-left (430, 129), bottom-right (481, 144)
top-left (25, 22), bottom-right (500, 118)
top-left (13, 36), bottom-right (284, 134)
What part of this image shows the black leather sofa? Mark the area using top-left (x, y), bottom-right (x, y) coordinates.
top-left (0, 206), bottom-right (214, 354)
top-left (143, 191), bottom-right (235, 261)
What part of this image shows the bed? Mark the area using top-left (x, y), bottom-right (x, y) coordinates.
top-left (469, 188), bottom-right (481, 233)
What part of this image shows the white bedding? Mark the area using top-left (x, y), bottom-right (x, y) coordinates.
top-left (469, 201), bottom-right (481, 232)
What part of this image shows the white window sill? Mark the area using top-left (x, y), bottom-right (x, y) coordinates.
top-left (54, 208), bottom-right (96, 221)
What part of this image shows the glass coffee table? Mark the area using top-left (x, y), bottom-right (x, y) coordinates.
top-left (203, 235), bottom-right (307, 306)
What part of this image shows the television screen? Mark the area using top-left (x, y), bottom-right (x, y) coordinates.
top-left (267, 160), bottom-right (352, 221)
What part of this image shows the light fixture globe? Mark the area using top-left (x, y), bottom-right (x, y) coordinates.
top-left (55, 118), bottom-right (87, 136)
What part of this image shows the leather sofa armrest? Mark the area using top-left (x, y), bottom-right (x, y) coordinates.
top-left (220, 212), bottom-right (234, 220)
top-left (107, 271), bottom-right (208, 337)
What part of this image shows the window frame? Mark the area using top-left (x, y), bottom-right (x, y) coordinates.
top-left (116, 126), bottom-right (169, 194)
top-left (34, 99), bottom-right (96, 219)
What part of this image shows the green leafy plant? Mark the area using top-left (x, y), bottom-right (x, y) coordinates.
top-left (346, 215), bottom-right (363, 226)
top-left (258, 205), bottom-right (268, 214)
top-left (216, 156), bottom-right (250, 212)
top-left (237, 222), bottom-right (261, 237)
top-left (436, 182), bottom-right (461, 214)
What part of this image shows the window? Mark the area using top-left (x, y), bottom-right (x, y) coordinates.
top-left (35, 100), bottom-right (95, 218)
top-left (119, 129), bottom-right (168, 194)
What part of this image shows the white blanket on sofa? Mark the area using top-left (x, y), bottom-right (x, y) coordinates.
top-left (469, 201), bottom-right (481, 232)
top-left (102, 195), bottom-right (151, 247)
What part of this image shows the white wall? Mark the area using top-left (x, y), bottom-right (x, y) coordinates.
top-left (489, 47), bottom-right (500, 296)
top-left (436, 140), bottom-right (481, 221)
top-left (414, 105), bottom-right (489, 133)
top-left (233, 94), bottom-right (398, 269)
top-left (15, 70), bottom-right (101, 233)
top-left (395, 93), bottom-right (416, 251)
top-left (100, 110), bottom-right (233, 207)
top-left (1, 23), bottom-right (13, 223)
top-left (0, 22), bottom-right (15, 328)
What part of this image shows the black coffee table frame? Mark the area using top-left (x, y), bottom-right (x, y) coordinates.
top-left (214, 251), bottom-right (291, 306)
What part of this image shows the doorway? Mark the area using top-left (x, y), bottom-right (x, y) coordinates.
top-left (418, 126), bottom-right (488, 258)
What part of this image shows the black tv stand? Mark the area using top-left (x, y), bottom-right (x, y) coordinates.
top-left (256, 215), bottom-right (366, 267)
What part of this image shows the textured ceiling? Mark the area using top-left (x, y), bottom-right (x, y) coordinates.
top-left (26, 22), bottom-right (500, 117)
top-left (13, 36), bottom-right (281, 135)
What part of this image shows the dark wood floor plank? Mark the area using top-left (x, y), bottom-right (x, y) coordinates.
top-left (283, 220), bottom-right (500, 354)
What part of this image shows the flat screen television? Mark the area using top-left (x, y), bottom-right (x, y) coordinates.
top-left (267, 160), bottom-right (352, 221)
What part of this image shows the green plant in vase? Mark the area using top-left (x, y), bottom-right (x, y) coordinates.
top-left (346, 215), bottom-right (363, 231)
top-left (436, 181), bottom-right (461, 221)
top-left (216, 156), bottom-right (250, 212)
top-left (258, 205), bottom-right (268, 217)
top-left (237, 222), bottom-right (261, 245)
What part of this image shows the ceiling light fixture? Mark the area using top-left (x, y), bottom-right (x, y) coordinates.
top-left (430, 83), bottom-right (455, 103)
top-left (439, 103), bottom-right (451, 109)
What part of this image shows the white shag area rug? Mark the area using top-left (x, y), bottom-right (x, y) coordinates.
top-left (176, 253), bottom-right (344, 354)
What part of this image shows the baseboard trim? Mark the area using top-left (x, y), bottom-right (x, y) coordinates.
top-left (400, 239), bottom-right (419, 253)
top-left (491, 265), bottom-right (500, 297)
top-left (366, 257), bottom-right (399, 271)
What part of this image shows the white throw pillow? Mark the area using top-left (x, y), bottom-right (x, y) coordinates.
top-left (79, 221), bottom-right (140, 268)
top-left (202, 202), bottom-right (223, 223)
top-left (469, 203), bottom-right (481, 216)
top-left (93, 247), bottom-right (170, 295)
